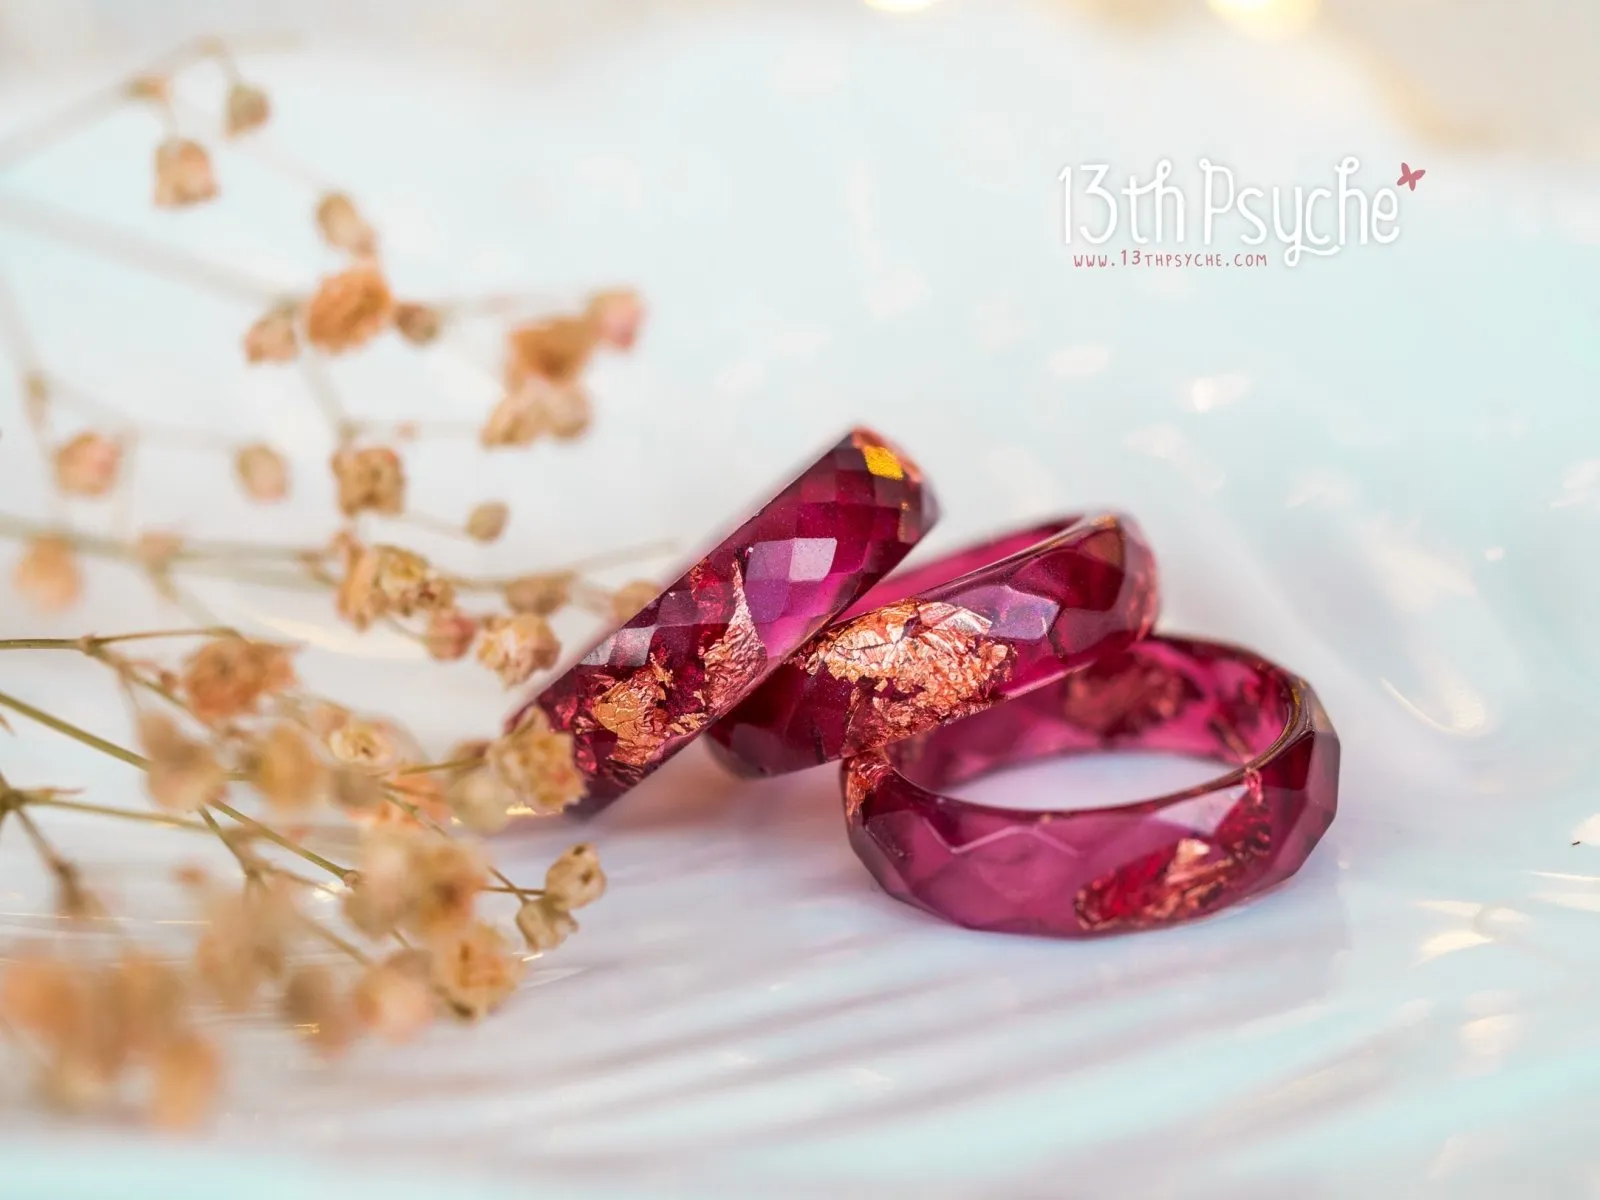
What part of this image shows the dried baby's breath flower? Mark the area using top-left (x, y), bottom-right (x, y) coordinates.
top-left (331, 445), bottom-right (405, 516)
top-left (281, 964), bottom-right (358, 1060)
top-left (353, 952), bottom-right (436, 1043)
top-left (194, 886), bottom-right (294, 1012)
top-left (126, 74), bottom-right (170, 103)
top-left (330, 765), bottom-right (386, 816)
top-left (504, 571), bottom-right (572, 616)
top-left (479, 384), bottom-right (546, 449)
top-left (343, 826), bottom-right (418, 938)
top-left (335, 543), bottom-right (381, 629)
top-left (305, 265), bottom-right (393, 353)
top-left (475, 613), bottom-right (560, 687)
top-left (465, 501), bottom-right (508, 544)
top-left (505, 315), bottom-right (597, 388)
top-left (106, 951), bottom-right (187, 1061)
top-left (0, 950), bottom-right (83, 1043)
top-left (235, 442), bottom-right (290, 501)
top-left (487, 708), bottom-right (585, 814)
top-left (224, 81), bottom-right (271, 136)
top-left (325, 716), bottom-right (406, 771)
top-left (138, 712), bottom-right (227, 814)
top-left (542, 381), bottom-right (592, 441)
top-left (53, 431), bottom-right (123, 497)
top-left (243, 308), bottom-right (298, 364)
top-left (314, 192), bottom-right (377, 257)
top-left (384, 768), bottom-right (451, 827)
top-left (180, 637), bottom-right (297, 725)
top-left (373, 545), bottom-right (454, 617)
top-left (431, 921), bottom-right (522, 1019)
top-left (445, 761), bottom-right (515, 835)
top-left (148, 1031), bottom-right (220, 1131)
top-left (424, 608), bottom-right (478, 662)
top-left (394, 302), bottom-right (442, 346)
top-left (610, 579), bottom-right (659, 623)
top-left (407, 839), bottom-right (489, 943)
top-left (515, 896), bottom-right (576, 953)
top-left (15, 534), bottom-right (83, 611)
top-left (135, 529), bottom-right (184, 571)
top-left (585, 287), bottom-right (645, 350)
top-left (246, 722), bottom-right (330, 815)
top-left (153, 138), bottom-right (218, 208)
top-left (544, 843), bottom-right (606, 910)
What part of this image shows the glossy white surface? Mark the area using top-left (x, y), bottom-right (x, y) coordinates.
top-left (1, 3), bottom-right (1599, 1196)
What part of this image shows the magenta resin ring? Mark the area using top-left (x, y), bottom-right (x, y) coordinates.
top-left (511, 427), bottom-right (938, 815)
top-left (842, 635), bottom-right (1339, 936)
top-left (705, 513), bottom-right (1159, 777)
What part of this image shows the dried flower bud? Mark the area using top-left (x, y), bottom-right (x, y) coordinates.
top-left (479, 384), bottom-right (546, 449)
top-left (343, 827), bottom-right (419, 938)
top-left (0, 951), bottom-right (84, 1043)
top-left (610, 579), bottom-right (659, 623)
top-left (139, 712), bottom-right (227, 814)
top-left (305, 265), bottom-right (393, 353)
top-left (505, 315), bottom-right (597, 388)
top-left (148, 1032), bottom-right (220, 1130)
top-left (486, 708), bottom-right (585, 815)
top-left (515, 896), bottom-right (577, 953)
top-left (127, 75), bottom-right (169, 102)
top-left (585, 288), bottom-right (645, 350)
top-left (353, 952), bottom-right (435, 1043)
top-left (314, 192), bottom-right (378, 257)
top-left (106, 951), bottom-right (188, 1061)
top-left (194, 887), bottom-right (294, 1012)
top-left (53, 431), bottom-right (123, 497)
top-left (542, 381), bottom-right (592, 441)
top-left (234, 442), bottom-right (290, 502)
top-left (424, 608), bottom-right (478, 662)
top-left (475, 613), bottom-right (560, 688)
top-left (431, 921), bottom-right (523, 1019)
top-left (179, 637), bottom-right (297, 725)
top-left (504, 571), bottom-right (572, 616)
top-left (380, 546), bottom-right (454, 616)
top-left (406, 839), bottom-right (489, 942)
top-left (224, 81), bottom-right (271, 136)
top-left (243, 308), bottom-right (298, 364)
top-left (331, 445), bottom-right (405, 517)
top-left (465, 501), bottom-right (508, 543)
top-left (135, 529), bottom-right (184, 571)
top-left (153, 138), bottom-right (218, 208)
top-left (281, 964), bottom-right (358, 1060)
top-left (14, 535), bottom-right (82, 611)
top-left (544, 843), bottom-right (606, 910)
top-left (247, 722), bottom-right (330, 814)
top-left (325, 717), bottom-right (406, 770)
top-left (335, 544), bottom-right (381, 630)
top-left (330, 765), bottom-right (386, 816)
top-left (394, 302), bottom-right (442, 346)
top-left (445, 763), bottom-right (514, 835)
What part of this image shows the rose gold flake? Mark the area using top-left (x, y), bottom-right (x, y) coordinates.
top-left (700, 560), bottom-right (767, 712)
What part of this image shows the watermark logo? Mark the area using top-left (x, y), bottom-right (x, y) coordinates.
top-left (1058, 156), bottom-right (1413, 269)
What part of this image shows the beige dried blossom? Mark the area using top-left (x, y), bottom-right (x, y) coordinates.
top-left (325, 716), bottom-right (406, 771)
top-left (430, 921), bottom-right (522, 1019)
top-left (406, 839), bottom-right (489, 942)
top-left (542, 381), bottom-right (592, 441)
top-left (544, 843), bottom-right (606, 910)
top-left (179, 637), bottom-right (297, 725)
top-left (305, 265), bottom-right (393, 352)
top-left (343, 826), bottom-right (419, 938)
top-left (235, 442), bottom-right (290, 501)
top-left (475, 613), bottom-right (561, 688)
top-left (465, 501), bottom-right (509, 544)
top-left (281, 964), bottom-right (358, 1060)
top-left (53, 431), bottom-right (123, 497)
top-left (193, 887), bottom-right (294, 1013)
top-left (445, 761), bottom-right (514, 835)
top-left (479, 384), bottom-right (546, 449)
top-left (585, 287), bottom-right (645, 350)
top-left (330, 764), bottom-right (387, 816)
top-left (314, 192), bottom-right (378, 257)
top-left (153, 138), bottom-right (218, 208)
top-left (353, 952), bottom-right (436, 1043)
top-left (126, 74), bottom-right (170, 103)
top-left (0, 951), bottom-right (83, 1043)
top-left (486, 708), bottom-right (585, 814)
top-left (331, 445), bottom-right (405, 516)
top-left (424, 608), bottom-right (478, 662)
top-left (243, 308), bottom-right (298, 363)
top-left (138, 712), bottom-right (227, 814)
top-left (505, 315), bottom-right (597, 388)
top-left (610, 579), bottom-right (659, 623)
top-left (246, 722), bottom-right (330, 814)
top-left (376, 545), bottom-right (454, 615)
top-left (504, 571), bottom-right (573, 616)
top-left (148, 1031), bottom-right (220, 1130)
top-left (224, 81), bottom-right (271, 136)
top-left (106, 951), bottom-right (188, 1061)
top-left (515, 896), bottom-right (577, 953)
top-left (15, 535), bottom-right (83, 611)
top-left (335, 543), bottom-right (381, 629)
top-left (134, 530), bottom-right (184, 572)
top-left (394, 302), bottom-right (443, 345)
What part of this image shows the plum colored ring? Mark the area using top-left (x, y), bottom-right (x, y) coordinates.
top-left (706, 514), bottom-right (1160, 777)
top-left (511, 427), bottom-right (938, 815)
top-left (841, 635), bottom-right (1339, 937)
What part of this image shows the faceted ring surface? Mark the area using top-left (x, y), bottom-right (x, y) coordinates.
top-left (707, 514), bottom-right (1160, 778)
top-left (511, 427), bottom-right (938, 815)
top-left (841, 635), bottom-right (1340, 937)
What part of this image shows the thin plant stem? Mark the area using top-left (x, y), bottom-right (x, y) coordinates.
top-left (19, 794), bottom-right (209, 833)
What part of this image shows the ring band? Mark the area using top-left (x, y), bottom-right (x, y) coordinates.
top-left (841, 635), bottom-right (1339, 936)
top-left (511, 427), bottom-right (938, 814)
top-left (706, 514), bottom-right (1159, 777)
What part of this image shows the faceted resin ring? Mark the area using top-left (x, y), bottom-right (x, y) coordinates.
top-left (705, 514), bottom-right (1159, 777)
top-left (842, 636), bottom-right (1339, 936)
top-left (512, 427), bottom-right (938, 815)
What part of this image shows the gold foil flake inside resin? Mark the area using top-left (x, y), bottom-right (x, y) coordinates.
top-left (700, 560), bottom-right (767, 712)
top-left (591, 658), bottom-right (677, 768)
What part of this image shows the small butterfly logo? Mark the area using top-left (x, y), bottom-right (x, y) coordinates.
top-left (1397, 162), bottom-right (1426, 191)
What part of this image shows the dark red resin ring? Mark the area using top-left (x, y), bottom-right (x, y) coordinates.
top-left (842, 636), bottom-right (1339, 937)
top-left (705, 514), bottom-right (1159, 778)
top-left (512, 428), bottom-right (938, 815)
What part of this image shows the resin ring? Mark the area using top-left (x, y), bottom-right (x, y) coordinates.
top-left (706, 514), bottom-right (1159, 777)
top-left (842, 635), bottom-right (1339, 937)
top-left (512, 427), bottom-right (938, 815)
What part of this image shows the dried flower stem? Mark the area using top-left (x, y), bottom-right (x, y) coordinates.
top-left (17, 793), bottom-right (209, 833)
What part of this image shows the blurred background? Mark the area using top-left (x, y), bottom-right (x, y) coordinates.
top-left (0, 2), bottom-right (1598, 1197)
